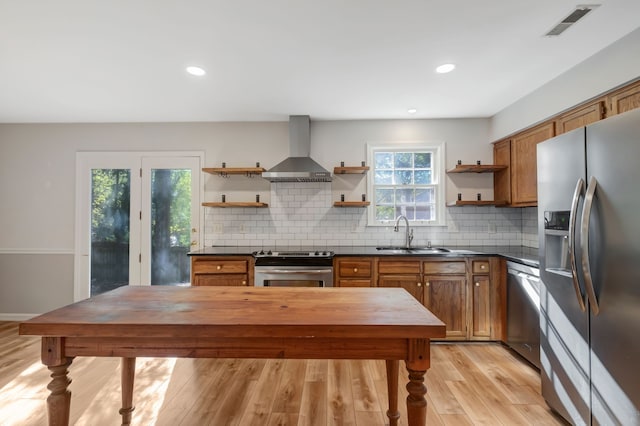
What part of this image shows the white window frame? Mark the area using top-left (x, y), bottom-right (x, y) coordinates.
top-left (366, 141), bottom-right (446, 227)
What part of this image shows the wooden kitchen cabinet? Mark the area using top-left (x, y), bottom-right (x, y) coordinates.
top-left (377, 258), bottom-right (423, 302)
top-left (190, 255), bottom-right (253, 286)
top-left (555, 100), bottom-right (605, 134)
top-left (494, 121), bottom-right (555, 207)
top-left (607, 79), bottom-right (640, 116)
top-left (334, 257), bottom-right (373, 287)
top-left (422, 260), bottom-right (468, 340)
top-left (471, 260), bottom-right (491, 339)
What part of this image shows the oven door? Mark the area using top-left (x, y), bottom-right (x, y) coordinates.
top-left (254, 266), bottom-right (333, 287)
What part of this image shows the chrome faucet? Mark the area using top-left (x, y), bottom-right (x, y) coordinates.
top-left (394, 215), bottom-right (414, 249)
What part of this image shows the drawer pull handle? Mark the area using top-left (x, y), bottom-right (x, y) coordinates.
top-left (353, 268), bottom-right (358, 272)
top-left (242, 280), bottom-right (247, 285)
top-left (216, 265), bottom-right (222, 270)
top-left (417, 282), bottom-right (422, 287)
top-left (481, 265), bottom-right (486, 269)
top-left (475, 282), bottom-right (480, 286)
top-left (425, 282), bottom-right (430, 287)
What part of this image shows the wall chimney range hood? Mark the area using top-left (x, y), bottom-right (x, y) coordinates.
top-left (262, 115), bottom-right (332, 182)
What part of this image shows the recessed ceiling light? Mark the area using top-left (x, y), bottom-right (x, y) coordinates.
top-left (435, 63), bottom-right (456, 74)
top-left (186, 66), bottom-right (206, 76)
top-left (408, 108), bottom-right (418, 114)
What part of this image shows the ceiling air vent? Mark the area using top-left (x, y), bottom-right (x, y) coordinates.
top-left (545, 5), bottom-right (600, 37)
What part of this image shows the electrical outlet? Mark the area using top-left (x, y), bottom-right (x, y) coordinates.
top-left (213, 223), bottom-right (223, 233)
top-left (487, 223), bottom-right (496, 234)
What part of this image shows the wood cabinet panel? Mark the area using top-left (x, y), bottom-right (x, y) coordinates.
top-left (511, 121), bottom-right (555, 206)
top-left (336, 258), bottom-right (372, 277)
top-left (424, 275), bottom-right (467, 340)
top-left (377, 260), bottom-right (421, 274)
top-left (193, 274), bottom-right (248, 286)
top-left (493, 139), bottom-right (512, 205)
top-left (423, 260), bottom-right (466, 275)
top-left (556, 100), bottom-right (604, 134)
top-left (336, 279), bottom-right (372, 287)
top-left (471, 275), bottom-right (491, 339)
top-left (608, 79), bottom-right (640, 115)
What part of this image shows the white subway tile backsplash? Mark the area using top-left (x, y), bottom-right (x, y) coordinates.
top-left (203, 183), bottom-right (540, 248)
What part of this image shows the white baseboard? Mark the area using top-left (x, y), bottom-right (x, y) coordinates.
top-left (0, 313), bottom-right (39, 322)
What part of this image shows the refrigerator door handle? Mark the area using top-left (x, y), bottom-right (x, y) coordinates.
top-left (581, 176), bottom-right (600, 315)
top-left (569, 178), bottom-right (587, 312)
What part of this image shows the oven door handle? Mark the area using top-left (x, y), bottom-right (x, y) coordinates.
top-left (265, 269), bottom-right (333, 274)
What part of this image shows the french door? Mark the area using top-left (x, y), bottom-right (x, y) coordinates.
top-left (75, 152), bottom-right (203, 301)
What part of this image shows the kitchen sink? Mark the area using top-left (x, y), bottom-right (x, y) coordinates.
top-left (376, 246), bottom-right (451, 254)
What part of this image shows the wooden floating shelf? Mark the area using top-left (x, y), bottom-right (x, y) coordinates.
top-left (447, 164), bottom-right (507, 173)
top-left (333, 201), bottom-right (370, 207)
top-left (334, 166), bottom-right (370, 174)
top-left (446, 200), bottom-right (507, 207)
top-left (202, 202), bottom-right (269, 208)
top-left (203, 167), bottom-right (265, 176)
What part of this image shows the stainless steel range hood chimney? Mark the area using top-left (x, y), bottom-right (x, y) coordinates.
top-left (262, 115), bottom-right (332, 182)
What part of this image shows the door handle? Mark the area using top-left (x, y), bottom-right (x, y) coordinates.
top-left (580, 176), bottom-right (600, 315)
top-left (569, 178), bottom-right (586, 312)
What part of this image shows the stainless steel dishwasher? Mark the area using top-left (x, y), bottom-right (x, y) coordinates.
top-left (506, 261), bottom-right (541, 369)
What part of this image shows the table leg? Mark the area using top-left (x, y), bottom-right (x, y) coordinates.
top-left (405, 367), bottom-right (427, 426)
top-left (119, 357), bottom-right (136, 426)
top-left (46, 358), bottom-right (73, 426)
top-left (385, 360), bottom-right (400, 426)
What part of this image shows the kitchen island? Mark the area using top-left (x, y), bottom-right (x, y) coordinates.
top-left (19, 286), bottom-right (446, 426)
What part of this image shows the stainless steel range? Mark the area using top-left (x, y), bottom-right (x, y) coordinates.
top-left (253, 250), bottom-right (334, 287)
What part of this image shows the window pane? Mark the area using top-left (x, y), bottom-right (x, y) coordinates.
top-left (375, 152), bottom-right (393, 169)
top-left (394, 153), bottom-right (412, 168)
top-left (151, 169), bottom-right (192, 286)
top-left (394, 170), bottom-right (413, 185)
top-left (416, 188), bottom-right (435, 203)
top-left (375, 205), bottom-right (396, 221)
top-left (415, 205), bottom-right (434, 220)
top-left (414, 170), bottom-right (432, 184)
top-left (414, 153), bottom-right (431, 168)
top-left (396, 188), bottom-right (414, 204)
top-left (396, 206), bottom-right (415, 220)
top-left (91, 169), bottom-right (131, 296)
top-left (375, 188), bottom-right (394, 204)
top-left (374, 170), bottom-right (393, 184)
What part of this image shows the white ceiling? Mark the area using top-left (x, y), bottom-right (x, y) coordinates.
top-left (1, 0), bottom-right (640, 123)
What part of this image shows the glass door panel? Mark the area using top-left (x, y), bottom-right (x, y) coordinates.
top-left (90, 168), bottom-right (131, 296)
top-left (150, 168), bottom-right (192, 286)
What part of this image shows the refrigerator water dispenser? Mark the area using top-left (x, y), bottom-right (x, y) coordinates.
top-left (544, 211), bottom-right (572, 276)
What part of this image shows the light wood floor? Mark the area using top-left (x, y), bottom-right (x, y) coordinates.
top-left (0, 322), bottom-right (565, 425)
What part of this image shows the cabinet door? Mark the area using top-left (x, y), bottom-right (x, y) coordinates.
top-left (471, 275), bottom-right (491, 339)
top-left (608, 79), bottom-right (640, 115)
top-left (192, 274), bottom-right (248, 286)
top-left (378, 274), bottom-right (423, 303)
top-left (493, 139), bottom-right (512, 205)
top-left (511, 122), bottom-right (555, 205)
top-left (556, 100), bottom-right (604, 134)
top-left (424, 275), bottom-right (467, 340)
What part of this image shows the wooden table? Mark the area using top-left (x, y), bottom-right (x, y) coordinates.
top-left (19, 286), bottom-right (445, 425)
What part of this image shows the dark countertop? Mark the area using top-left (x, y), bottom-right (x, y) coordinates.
top-left (189, 245), bottom-right (539, 267)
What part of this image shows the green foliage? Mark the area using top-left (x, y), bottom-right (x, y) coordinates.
top-left (91, 169), bottom-right (131, 243)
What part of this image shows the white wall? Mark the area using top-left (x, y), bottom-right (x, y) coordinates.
top-left (491, 27), bottom-right (640, 141)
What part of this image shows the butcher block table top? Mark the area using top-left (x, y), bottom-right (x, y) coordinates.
top-left (20, 286), bottom-right (446, 426)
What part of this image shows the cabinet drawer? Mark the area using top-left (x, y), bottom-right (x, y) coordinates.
top-left (337, 258), bottom-right (372, 277)
top-left (337, 279), bottom-right (372, 287)
top-left (423, 261), bottom-right (466, 274)
top-left (377, 260), bottom-right (421, 274)
top-left (193, 274), bottom-right (249, 286)
top-left (192, 259), bottom-right (248, 274)
top-left (472, 261), bottom-right (490, 274)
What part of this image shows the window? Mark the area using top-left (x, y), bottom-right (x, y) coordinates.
top-left (367, 141), bottom-right (445, 226)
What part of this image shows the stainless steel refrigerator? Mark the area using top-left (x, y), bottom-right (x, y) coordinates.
top-left (537, 107), bottom-right (640, 425)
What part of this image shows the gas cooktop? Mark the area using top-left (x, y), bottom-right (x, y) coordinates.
top-left (253, 250), bottom-right (334, 258)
